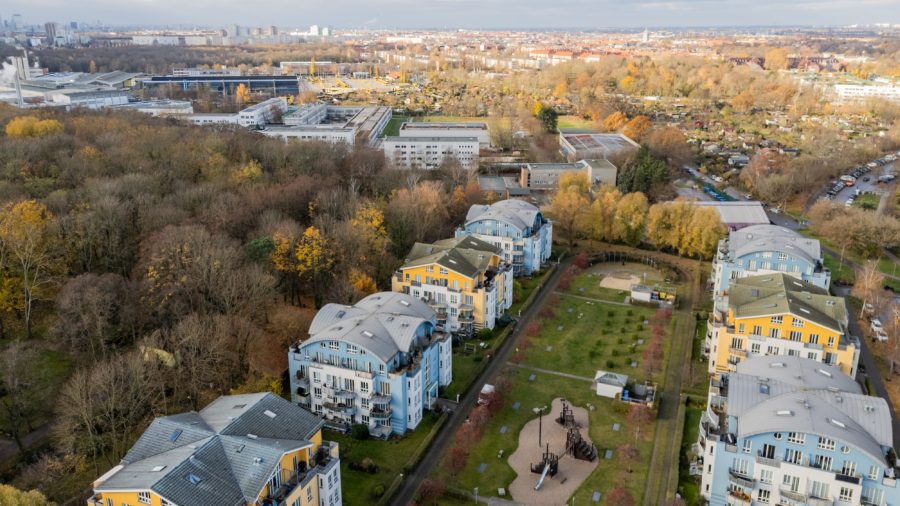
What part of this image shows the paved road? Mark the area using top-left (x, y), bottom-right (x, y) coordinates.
top-left (391, 261), bottom-right (570, 506)
top-left (0, 423), bottom-right (52, 465)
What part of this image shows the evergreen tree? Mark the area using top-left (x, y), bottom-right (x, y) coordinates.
top-left (617, 144), bottom-right (669, 195)
top-left (537, 106), bottom-right (559, 132)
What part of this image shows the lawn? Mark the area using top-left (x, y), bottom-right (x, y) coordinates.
top-left (852, 194), bottom-right (880, 210)
top-left (677, 407), bottom-right (703, 505)
top-left (328, 414), bottom-right (439, 505)
top-left (800, 230), bottom-right (900, 284)
top-left (521, 299), bottom-right (676, 385)
top-left (682, 321), bottom-right (710, 397)
top-left (557, 115), bottom-right (593, 130)
top-left (382, 115), bottom-right (411, 137)
top-left (566, 273), bottom-right (629, 303)
top-left (444, 345), bottom-right (489, 401)
top-left (434, 371), bottom-right (658, 506)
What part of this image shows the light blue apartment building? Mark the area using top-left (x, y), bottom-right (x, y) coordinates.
top-left (699, 355), bottom-right (898, 506)
top-left (712, 225), bottom-right (831, 296)
top-left (288, 292), bottom-right (452, 439)
top-left (456, 200), bottom-right (553, 276)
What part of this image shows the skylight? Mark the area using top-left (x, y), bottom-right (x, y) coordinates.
top-left (764, 304), bottom-right (777, 308)
top-left (827, 387), bottom-right (839, 393)
top-left (169, 430), bottom-right (182, 442)
top-left (363, 331), bottom-right (374, 337)
top-left (799, 308), bottom-right (810, 314)
top-left (829, 418), bottom-right (846, 428)
top-left (770, 362), bottom-right (785, 368)
top-left (186, 474), bottom-right (202, 485)
top-left (400, 300), bottom-right (410, 306)
top-left (247, 434), bottom-right (258, 439)
top-left (776, 410), bottom-right (794, 417)
top-left (336, 311), bottom-right (346, 318)
top-left (264, 410), bottom-right (277, 419)
top-left (817, 369), bottom-right (832, 377)
top-left (237, 444), bottom-right (245, 453)
top-left (151, 466), bottom-right (166, 472)
top-left (233, 404), bottom-right (246, 409)
top-left (760, 385), bottom-right (770, 394)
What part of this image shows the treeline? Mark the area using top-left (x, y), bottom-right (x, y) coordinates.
top-left (0, 103), bottom-right (486, 501)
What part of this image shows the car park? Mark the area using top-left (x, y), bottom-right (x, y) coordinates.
top-left (868, 162), bottom-right (879, 168)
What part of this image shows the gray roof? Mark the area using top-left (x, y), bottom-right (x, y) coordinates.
top-left (465, 199), bottom-right (543, 231)
top-left (728, 274), bottom-right (846, 332)
top-left (403, 236), bottom-right (501, 279)
top-left (594, 370), bottom-right (628, 387)
top-left (670, 202), bottom-right (768, 225)
top-left (630, 284), bottom-right (654, 293)
top-left (728, 225), bottom-right (821, 262)
top-left (306, 292), bottom-right (436, 363)
top-left (96, 393), bottom-right (323, 506)
top-left (384, 136), bottom-right (479, 143)
top-left (727, 356), bottom-right (891, 466)
top-left (477, 176), bottom-right (508, 192)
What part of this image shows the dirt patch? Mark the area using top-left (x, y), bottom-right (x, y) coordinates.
top-left (599, 274), bottom-right (641, 291)
top-left (507, 398), bottom-right (598, 506)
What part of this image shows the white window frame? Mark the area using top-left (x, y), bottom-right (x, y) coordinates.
top-left (818, 437), bottom-right (835, 451)
top-left (138, 493), bottom-right (152, 505)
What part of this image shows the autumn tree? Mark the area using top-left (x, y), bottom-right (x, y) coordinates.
top-left (5, 117), bottom-right (64, 138)
top-left (608, 486), bottom-right (635, 506)
top-left (590, 186), bottom-right (623, 246)
top-left (605, 111), bottom-right (627, 132)
top-left (0, 484), bottom-right (54, 506)
top-left (615, 192), bottom-right (650, 249)
top-left (731, 90), bottom-right (758, 112)
top-left (551, 191), bottom-right (589, 246)
top-left (537, 106), bottom-right (559, 132)
top-left (626, 404), bottom-right (657, 442)
top-left (557, 267), bottom-right (575, 291)
top-left (575, 251), bottom-right (590, 269)
top-left (296, 227), bottom-right (335, 309)
top-left (617, 145), bottom-right (669, 196)
top-left (454, 423), bottom-right (483, 454)
top-left (647, 126), bottom-right (692, 167)
top-left (469, 405), bottom-right (491, 429)
top-left (446, 448), bottom-right (468, 475)
top-left (624, 116), bottom-right (651, 141)
top-left (687, 206), bottom-right (727, 259)
top-left (764, 48), bottom-right (789, 70)
top-left (526, 321), bottom-right (542, 338)
top-left (235, 83), bottom-right (251, 103)
top-left (419, 478), bottom-right (446, 505)
top-left (852, 262), bottom-right (890, 320)
top-left (618, 443), bottom-right (640, 472)
top-left (559, 171), bottom-right (591, 195)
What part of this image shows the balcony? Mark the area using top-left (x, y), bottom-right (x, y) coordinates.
top-left (323, 402), bottom-right (356, 415)
top-left (295, 388), bottom-right (310, 403)
top-left (729, 348), bottom-right (747, 359)
top-left (364, 392), bottom-right (391, 404)
top-left (883, 476), bottom-right (897, 488)
top-left (725, 490), bottom-right (752, 506)
top-left (803, 342), bottom-right (824, 351)
top-left (728, 470), bottom-right (755, 489)
top-left (369, 407), bottom-right (392, 420)
top-left (808, 497), bottom-right (834, 506)
top-left (778, 484), bottom-right (807, 504)
top-left (294, 370), bottom-right (310, 389)
top-left (834, 473), bottom-right (861, 485)
top-left (756, 454), bottom-right (781, 468)
top-left (323, 386), bottom-right (356, 399)
top-left (425, 298), bottom-right (447, 309)
top-left (727, 361), bottom-right (739, 372)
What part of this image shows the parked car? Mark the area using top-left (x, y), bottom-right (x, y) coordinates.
top-left (771, 208), bottom-right (782, 214)
top-left (745, 194), bottom-right (753, 200)
top-left (872, 319), bottom-right (883, 333)
top-left (864, 177), bottom-right (870, 182)
top-left (875, 329), bottom-right (889, 342)
top-left (868, 162), bottom-right (879, 168)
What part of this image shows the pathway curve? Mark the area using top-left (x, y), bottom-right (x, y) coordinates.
top-left (0, 423), bottom-right (52, 465)
top-left (392, 261), bottom-right (572, 506)
top-left (504, 363), bottom-right (595, 383)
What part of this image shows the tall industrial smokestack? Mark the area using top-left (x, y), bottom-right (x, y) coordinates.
top-left (14, 72), bottom-right (24, 107)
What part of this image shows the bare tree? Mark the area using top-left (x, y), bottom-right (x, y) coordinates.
top-left (0, 342), bottom-right (46, 452)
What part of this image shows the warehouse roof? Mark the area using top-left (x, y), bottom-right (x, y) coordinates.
top-left (673, 202), bottom-right (769, 226)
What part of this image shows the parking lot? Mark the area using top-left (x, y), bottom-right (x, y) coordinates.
top-left (823, 157), bottom-right (898, 208)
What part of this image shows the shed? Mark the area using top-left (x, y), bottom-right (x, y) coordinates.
top-left (630, 284), bottom-right (654, 302)
top-left (593, 370), bottom-right (628, 399)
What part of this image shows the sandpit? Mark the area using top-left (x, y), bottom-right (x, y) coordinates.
top-left (598, 272), bottom-right (642, 291)
top-left (507, 398), bottom-right (598, 506)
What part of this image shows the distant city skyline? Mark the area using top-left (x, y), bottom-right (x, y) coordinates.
top-left (3, 0), bottom-right (899, 31)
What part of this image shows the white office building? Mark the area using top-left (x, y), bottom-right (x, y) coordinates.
top-left (383, 136), bottom-right (479, 169)
top-left (397, 122), bottom-right (491, 148)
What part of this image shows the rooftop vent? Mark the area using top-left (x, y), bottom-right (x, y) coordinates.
top-left (800, 308), bottom-right (810, 314)
top-left (264, 410), bottom-right (277, 419)
top-left (151, 466), bottom-right (166, 472)
top-left (237, 444), bottom-right (245, 453)
top-left (826, 301), bottom-right (834, 306)
top-left (865, 405), bottom-right (876, 412)
top-left (400, 300), bottom-right (410, 306)
top-left (233, 404), bottom-right (246, 409)
top-left (793, 374), bottom-right (802, 379)
top-left (776, 410), bottom-right (794, 417)
top-left (186, 474), bottom-right (202, 485)
top-left (770, 362), bottom-right (785, 368)
top-left (762, 278), bottom-right (773, 282)
top-left (751, 289), bottom-right (759, 297)
top-left (827, 387), bottom-right (840, 393)
top-left (336, 311), bottom-right (346, 318)
top-left (836, 396), bottom-right (843, 402)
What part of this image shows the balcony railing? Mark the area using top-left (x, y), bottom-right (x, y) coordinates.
top-left (835, 473), bottom-right (861, 485)
top-left (725, 490), bottom-right (752, 506)
top-left (808, 496), bottom-right (834, 506)
top-left (756, 454), bottom-right (781, 468)
top-left (323, 402), bottom-right (356, 415)
top-left (729, 348), bottom-right (747, 358)
top-left (369, 408), bottom-right (392, 420)
top-left (883, 476), bottom-right (897, 488)
top-left (323, 386), bottom-right (356, 399)
top-left (728, 470), bottom-right (755, 489)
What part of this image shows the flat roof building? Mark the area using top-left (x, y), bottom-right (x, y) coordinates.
top-left (674, 202), bottom-right (770, 231)
top-left (261, 105), bottom-right (391, 146)
top-left (114, 100), bottom-right (193, 117)
top-left (384, 136), bottom-right (479, 169)
top-left (521, 159), bottom-right (617, 191)
top-left (558, 128), bottom-right (639, 162)
top-left (398, 122), bottom-right (491, 148)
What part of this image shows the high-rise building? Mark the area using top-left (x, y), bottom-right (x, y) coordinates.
top-left (267, 25), bottom-right (277, 35)
top-left (310, 24), bottom-right (320, 36)
top-left (45, 22), bottom-right (61, 44)
top-left (227, 23), bottom-right (238, 37)
top-left (69, 21), bottom-right (78, 30)
top-left (322, 26), bottom-right (332, 36)
top-left (643, 28), bottom-right (649, 42)
top-left (11, 14), bottom-right (23, 31)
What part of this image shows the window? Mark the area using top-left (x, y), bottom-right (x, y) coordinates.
top-left (107, 499), bottom-right (113, 506)
top-left (361, 398), bottom-right (369, 410)
top-left (783, 475), bottom-right (800, 492)
top-left (753, 325), bottom-right (764, 335)
top-left (788, 432), bottom-right (805, 445)
top-left (779, 253), bottom-right (788, 260)
top-left (814, 455), bottom-right (833, 471)
top-left (751, 343), bottom-right (761, 354)
top-left (138, 493), bottom-right (152, 505)
top-left (790, 331), bottom-right (802, 342)
top-left (761, 261), bottom-right (772, 270)
top-left (439, 267), bottom-right (448, 275)
top-left (329, 341), bottom-right (339, 351)
top-left (361, 382), bottom-right (369, 393)
top-left (841, 461), bottom-right (857, 476)
top-left (762, 252), bottom-right (773, 259)
top-left (742, 440), bottom-right (752, 454)
top-left (738, 324), bottom-right (746, 334)
top-left (425, 266), bottom-right (433, 273)
top-left (828, 336), bottom-right (836, 348)
top-left (773, 433), bottom-right (783, 440)
top-left (771, 316), bottom-right (783, 325)
top-left (792, 318), bottom-right (804, 328)
top-left (313, 388), bottom-right (322, 399)
top-left (757, 490), bottom-right (770, 504)
top-left (380, 381), bottom-right (391, 395)
top-left (818, 437), bottom-right (835, 451)
top-left (786, 448), bottom-right (803, 464)
top-left (308, 487), bottom-right (313, 502)
top-left (809, 334), bottom-right (819, 345)
top-left (811, 482), bottom-right (831, 500)
top-left (769, 328), bottom-right (781, 339)
top-left (839, 487), bottom-right (853, 502)
top-left (733, 458), bottom-right (750, 475)
top-left (347, 345), bottom-right (357, 354)
top-left (868, 465), bottom-right (879, 480)
top-left (749, 260), bottom-right (757, 270)
top-left (731, 338), bottom-right (744, 350)
top-left (767, 346), bottom-right (780, 355)
top-left (760, 469), bottom-right (773, 484)
top-left (862, 487), bottom-right (884, 506)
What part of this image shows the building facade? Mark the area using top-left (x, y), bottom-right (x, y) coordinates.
top-left (398, 122), bottom-right (491, 148)
top-left (288, 292), bottom-right (451, 439)
top-left (456, 200), bottom-right (553, 276)
top-left (383, 136), bottom-right (479, 169)
top-left (705, 273), bottom-right (860, 379)
top-left (89, 392), bottom-right (342, 506)
top-left (713, 225), bottom-right (831, 296)
top-left (520, 159), bottom-right (617, 191)
top-left (392, 236), bottom-right (513, 335)
top-left (698, 356), bottom-right (896, 506)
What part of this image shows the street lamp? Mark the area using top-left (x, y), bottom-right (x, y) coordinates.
top-left (474, 487), bottom-right (478, 504)
top-left (533, 406), bottom-right (548, 447)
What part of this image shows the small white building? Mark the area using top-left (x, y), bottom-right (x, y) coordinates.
top-left (593, 371), bottom-right (628, 399)
top-left (398, 122), bottom-right (491, 148)
top-left (629, 284), bottom-right (654, 302)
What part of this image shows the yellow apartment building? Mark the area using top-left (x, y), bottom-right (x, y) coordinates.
top-left (88, 392), bottom-right (342, 506)
top-left (705, 273), bottom-right (859, 379)
top-left (392, 236), bottom-right (513, 336)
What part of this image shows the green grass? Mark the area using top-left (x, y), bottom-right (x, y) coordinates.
top-left (852, 194), bottom-right (880, 210)
top-left (382, 116), bottom-right (411, 137)
top-left (522, 299), bottom-right (675, 383)
top-left (328, 414), bottom-right (439, 505)
top-left (677, 407), bottom-right (703, 505)
top-left (557, 115), bottom-right (593, 130)
top-left (0, 346), bottom-right (74, 430)
top-left (508, 269), bottom-right (552, 315)
top-left (683, 321), bottom-right (710, 397)
top-left (445, 347), bottom-right (488, 401)
top-left (566, 274), bottom-right (629, 303)
top-left (433, 371), bottom-right (658, 506)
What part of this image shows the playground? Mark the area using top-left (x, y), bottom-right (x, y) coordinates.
top-left (507, 398), bottom-right (598, 506)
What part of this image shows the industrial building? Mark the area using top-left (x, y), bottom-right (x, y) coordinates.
top-left (558, 128), bottom-right (640, 161)
top-left (398, 122), bottom-right (491, 148)
top-left (114, 100), bottom-right (194, 117)
top-left (678, 202), bottom-right (771, 231)
top-left (261, 104), bottom-right (391, 146)
top-left (145, 75), bottom-right (305, 95)
top-left (520, 159), bottom-right (618, 191)
top-left (383, 136), bottom-right (479, 169)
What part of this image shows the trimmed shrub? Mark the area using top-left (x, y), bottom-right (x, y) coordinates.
top-left (373, 486), bottom-right (385, 498)
top-left (352, 424), bottom-right (370, 440)
top-left (608, 310), bottom-right (616, 317)
top-left (606, 359), bottom-right (616, 368)
top-left (589, 350), bottom-right (600, 358)
top-left (616, 337), bottom-right (624, 344)
top-left (624, 318), bottom-right (631, 324)
top-left (612, 400), bottom-right (631, 414)
top-left (626, 309), bottom-right (633, 316)
top-left (631, 334), bottom-right (638, 340)
top-left (636, 324), bottom-right (643, 331)
top-left (620, 327), bottom-right (627, 334)
top-left (611, 349), bottom-right (620, 356)
top-left (473, 356), bottom-right (483, 362)
top-left (601, 329), bottom-right (608, 335)
top-left (477, 328), bottom-right (493, 340)
top-left (604, 319), bottom-right (611, 327)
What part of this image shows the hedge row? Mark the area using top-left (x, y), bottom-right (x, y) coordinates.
top-left (667, 395), bottom-right (688, 500)
top-left (630, 299), bottom-right (662, 309)
top-left (405, 412), bottom-right (449, 470)
top-left (374, 475), bottom-right (404, 506)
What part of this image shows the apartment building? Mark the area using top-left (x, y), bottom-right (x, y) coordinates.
top-left (383, 136), bottom-right (479, 169)
top-left (398, 122), bottom-right (491, 148)
top-left (88, 392), bottom-right (342, 506)
top-left (392, 236), bottom-right (513, 335)
top-left (288, 292), bottom-right (452, 439)
top-left (705, 273), bottom-right (859, 379)
top-left (520, 159), bottom-right (618, 191)
top-left (455, 200), bottom-right (553, 276)
top-left (712, 225), bottom-right (831, 296)
top-left (698, 355), bottom-right (896, 506)
top-left (264, 105), bottom-right (392, 146)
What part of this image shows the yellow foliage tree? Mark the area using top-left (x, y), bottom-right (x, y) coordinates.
top-left (0, 483), bottom-right (54, 506)
top-left (89, 60), bottom-right (97, 73)
top-left (5, 117), bottom-right (64, 138)
top-left (558, 171), bottom-right (590, 195)
top-left (230, 373), bottom-right (283, 396)
top-left (590, 186), bottom-right (623, 246)
top-left (614, 192), bottom-right (649, 249)
top-left (686, 206), bottom-right (726, 259)
top-left (534, 101), bottom-right (544, 116)
top-left (604, 111), bottom-right (627, 132)
top-left (551, 191), bottom-right (590, 247)
top-left (624, 116), bottom-right (652, 142)
top-left (295, 227), bottom-right (335, 309)
top-left (310, 57), bottom-right (316, 76)
top-left (235, 83), bottom-right (251, 103)
top-left (230, 159), bottom-right (264, 187)
top-left (347, 202), bottom-right (390, 269)
top-left (349, 268), bottom-right (377, 295)
top-left (646, 203), bottom-right (671, 250)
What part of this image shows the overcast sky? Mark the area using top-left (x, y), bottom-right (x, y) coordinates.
top-left (4, 0), bottom-right (899, 30)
